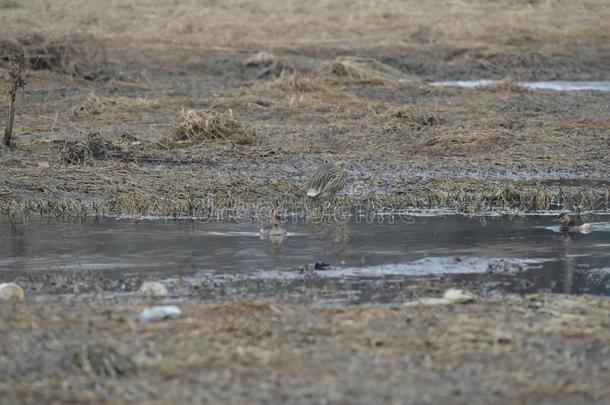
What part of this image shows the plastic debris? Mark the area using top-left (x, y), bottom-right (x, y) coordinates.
top-left (0, 283), bottom-right (24, 300)
top-left (443, 288), bottom-right (476, 303)
top-left (404, 288), bottom-right (477, 306)
top-left (138, 305), bottom-right (181, 323)
top-left (138, 281), bottom-right (169, 297)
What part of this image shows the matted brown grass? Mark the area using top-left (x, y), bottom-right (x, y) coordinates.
top-left (164, 109), bottom-right (258, 146)
top-left (1, 33), bottom-right (107, 80)
top-left (1, 0), bottom-right (607, 53)
top-left (0, 294), bottom-right (608, 403)
top-left (326, 56), bottom-right (414, 85)
top-left (60, 133), bottom-right (122, 164)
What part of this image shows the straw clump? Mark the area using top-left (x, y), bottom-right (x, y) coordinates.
top-left (70, 92), bottom-right (118, 118)
top-left (327, 56), bottom-right (414, 85)
top-left (164, 109), bottom-right (258, 146)
top-left (61, 133), bottom-right (122, 164)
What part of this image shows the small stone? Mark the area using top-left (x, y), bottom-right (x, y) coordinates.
top-left (138, 281), bottom-right (168, 297)
top-left (0, 283), bottom-right (24, 300)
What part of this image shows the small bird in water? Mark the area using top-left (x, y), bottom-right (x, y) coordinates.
top-left (306, 162), bottom-right (347, 199)
top-left (556, 212), bottom-right (591, 233)
top-left (260, 215), bottom-right (287, 236)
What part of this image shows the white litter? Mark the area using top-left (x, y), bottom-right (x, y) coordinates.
top-left (404, 288), bottom-right (477, 306)
top-left (138, 305), bottom-right (182, 322)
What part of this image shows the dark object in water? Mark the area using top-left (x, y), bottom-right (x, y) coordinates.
top-left (314, 262), bottom-right (330, 270)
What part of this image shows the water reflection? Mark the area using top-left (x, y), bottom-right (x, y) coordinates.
top-left (9, 223), bottom-right (26, 257)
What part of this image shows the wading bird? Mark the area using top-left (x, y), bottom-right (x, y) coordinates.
top-left (305, 162), bottom-right (347, 199)
top-left (260, 215), bottom-right (287, 236)
top-left (556, 212), bottom-right (591, 233)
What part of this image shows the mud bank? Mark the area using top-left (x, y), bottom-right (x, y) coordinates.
top-left (1, 66), bottom-right (608, 219)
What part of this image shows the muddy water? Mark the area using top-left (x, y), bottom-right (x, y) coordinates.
top-left (1, 214), bottom-right (609, 297)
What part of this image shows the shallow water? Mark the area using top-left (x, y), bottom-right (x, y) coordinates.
top-left (430, 80), bottom-right (610, 91)
top-left (1, 214), bottom-right (610, 297)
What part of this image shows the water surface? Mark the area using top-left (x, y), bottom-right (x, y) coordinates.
top-left (1, 214), bottom-right (609, 297)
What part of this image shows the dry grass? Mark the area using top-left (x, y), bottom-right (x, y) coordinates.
top-left (164, 109), bottom-right (258, 146)
top-left (0, 33), bottom-right (107, 79)
top-left (60, 133), bottom-right (122, 164)
top-left (1, 0), bottom-right (606, 52)
top-left (0, 0), bottom-right (608, 220)
top-left (326, 56), bottom-right (412, 85)
top-left (0, 294), bottom-right (608, 403)
top-left (267, 74), bottom-right (322, 92)
top-left (69, 92), bottom-right (162, 118)
top-left (414, 132), bottom-right (508, 154)
top-left (376, 107), bottom-right (440, 130)
top-left (1, 176), bottom-right (606, 220)
top-left (70, 92), bottom-right (118, 118)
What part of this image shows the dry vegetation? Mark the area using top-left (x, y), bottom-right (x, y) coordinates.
top-left (0, 294), bottom-right (609, 403)
top-left (1, 0), bottom-right (608, 52)
top-left (0, 33), bottom-right (107, 79)
top-left (0, 0), bottom-right (607, 219)
top-left (60, 133), bottom-right (123, 164)
top-left (164, 109), bottom-right (258, 146)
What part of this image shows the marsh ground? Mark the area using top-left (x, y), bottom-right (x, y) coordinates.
top-left (0, 0), bottom-right (609, 218)
top-left (1, 0), bottom-right (610, 403)
top-left (1, 294), bottom-right (610, 404)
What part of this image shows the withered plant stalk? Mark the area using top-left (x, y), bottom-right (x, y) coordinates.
top-left (4, 50), bottom-right (26, 147)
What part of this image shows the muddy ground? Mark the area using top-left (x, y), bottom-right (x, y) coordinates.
top-left (1, 0), bottom-right (610, 403)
